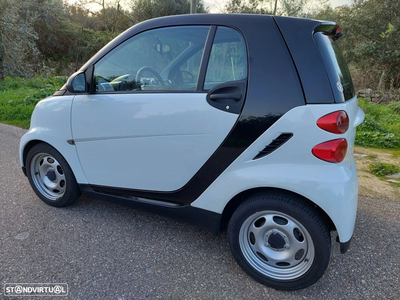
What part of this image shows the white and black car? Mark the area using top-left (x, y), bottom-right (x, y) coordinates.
top-left (20, 14), bottom-right (364, 290)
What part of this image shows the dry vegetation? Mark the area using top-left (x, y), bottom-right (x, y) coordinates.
top-left (355, 146), bottom-right (400, 201)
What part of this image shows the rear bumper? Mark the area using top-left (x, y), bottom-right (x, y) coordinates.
top-left (340, 238), bottom-right (352, 254)
top-left (327, 159), bottom-right (359, 245)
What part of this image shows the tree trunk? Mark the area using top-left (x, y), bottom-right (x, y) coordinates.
top-left (377, 71), bottom-right (385, 92)
top-left (190, 0), bottom-right (197, 14)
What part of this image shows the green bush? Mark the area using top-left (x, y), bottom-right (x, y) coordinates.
top-left (356, 99), bottom-right (400, 149)
top-left (356, 132), bottom-right (400, 148)
top-left (0, 76), bottom-right (67, 128)
top-left (0, 76), bottom-right (67, 91)
top-left (369, 162), bottom-right (400, 177)
top-left (387, 101), bottom-right (400, 114)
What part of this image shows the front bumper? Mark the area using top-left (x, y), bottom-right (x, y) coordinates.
top-left (22, 166), bottom-right (27, 176)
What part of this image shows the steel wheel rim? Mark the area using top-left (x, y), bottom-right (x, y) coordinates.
top-left (30, 153), bottom-right (66, 200)
top-left (239, 210), bottom-right (315, 281)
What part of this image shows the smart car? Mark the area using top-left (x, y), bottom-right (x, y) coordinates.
top-left (20, 14), bottom-right (364, 290)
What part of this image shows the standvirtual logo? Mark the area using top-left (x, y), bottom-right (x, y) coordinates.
top-left (4, 283), bottom-right (68, 297)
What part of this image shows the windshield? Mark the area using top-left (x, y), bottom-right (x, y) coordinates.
top-left (314, 32), bottom-right (355, 102)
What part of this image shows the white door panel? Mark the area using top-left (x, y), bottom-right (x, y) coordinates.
top-left (72, 93), bottom-right (238, 191)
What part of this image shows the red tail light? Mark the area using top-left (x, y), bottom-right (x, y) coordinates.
top-left (312, 139), bottom-right (348, 163)
top-left (317, 111), bottom-right (349, 134)
top-left (331, 26), bottom-right (343, 41)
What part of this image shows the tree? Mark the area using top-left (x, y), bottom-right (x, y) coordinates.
top-left (225, 0), bottom-right (275, 14)
top-left (345, 0), bottom-right (400, 90)
top-left (224, 0), bottom-right (307, 17)
top-left (83, 0), bottom-right (134, 32)
top-left (312, 0), bottom-right (400, 91)
top-left (67, 3), bottom-right (100, 30)
top-left (280, 0), bottom-right (307, 17)
top-left (0, 0), bottom-right (40, 78)
top-left (130, 0), bottom-right (207, 24)
top-left (0, 0), bottom-right (73, 78)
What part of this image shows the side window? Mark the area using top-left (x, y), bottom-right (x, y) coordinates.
top-left (174, 48), bottom-right (203, 90)
top-left (204, 27), bottom-right (247, 90)
top-left (93, 26), bottom-right (209, 92)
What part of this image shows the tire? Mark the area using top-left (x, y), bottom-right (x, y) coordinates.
top-left (26, 143), bottom-right (81, 207)
top-left (228, 192), bottom-right (331, 290)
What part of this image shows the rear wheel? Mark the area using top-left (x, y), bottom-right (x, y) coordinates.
top-left (26, 143), bottom-right (81, 207)
top-left (228, 193), bottom-right (331, 290)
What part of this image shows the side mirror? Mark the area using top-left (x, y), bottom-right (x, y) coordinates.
top-left (66, 72), bottom-right (86, 93)
top-left (153, 43), bottom-right (170, 54)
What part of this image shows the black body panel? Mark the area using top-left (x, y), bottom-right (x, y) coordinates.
top-left (79, 184), bottom-right (222, 234)
top-left (73, 14), bottom-right (306, 205)
top-left (196, 25), bottom-right (217, 92)
top-left (274, 16), bottom-right (336, 104)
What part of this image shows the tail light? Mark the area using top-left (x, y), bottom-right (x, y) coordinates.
top-left (331, 26), bottom-right (343, 41)
top-left (312, 139), bottom-right (348, 163)
top-left (317, 110), bottom-right (349, 134)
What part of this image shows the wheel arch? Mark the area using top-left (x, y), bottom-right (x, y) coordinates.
top-left (22, 139), bottom-right (45, 168)
top-left (21, 138), bottom-right (88, 185)
top-left (23, 141), bottom-right (82, 207)
top-left (218, 187), bottom-right (335, 234)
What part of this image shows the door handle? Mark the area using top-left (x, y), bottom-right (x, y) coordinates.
top-left (205, 79), bottom-right (246, 114)
top-left (209, 93), bottom-right (242, 101)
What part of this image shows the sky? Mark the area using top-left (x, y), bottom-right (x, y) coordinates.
top-left (331, 0), bottom-right (352, 7)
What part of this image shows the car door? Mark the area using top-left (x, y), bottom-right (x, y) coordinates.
top-left (71, 25), bottom-right (248, 193)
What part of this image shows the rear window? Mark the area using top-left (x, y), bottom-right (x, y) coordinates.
top-left (314, 32), bottom-right (355, 102)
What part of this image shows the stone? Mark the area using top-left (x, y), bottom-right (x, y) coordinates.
top-left (387, 173), bottom-right (400, 179)
top-left (386, 179), bottom-right (400, 183)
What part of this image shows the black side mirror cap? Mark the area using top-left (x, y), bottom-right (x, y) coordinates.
top-left (66, 72), bottom-right (87, 93)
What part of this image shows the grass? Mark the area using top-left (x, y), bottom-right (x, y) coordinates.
top-left (369, 162), bottom-right (400, 177)
top-left (366, 154), bottom-right (378, 160)
top-left (356, 98), bottom-right (400, 149)
top-left (0, 76), bottom-right (67, 128)
top-left (392, 149), bottom-right (400, 158)
top-left (368, 161), bottom-right (400, 189)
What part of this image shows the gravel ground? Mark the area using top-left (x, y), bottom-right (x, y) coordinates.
top-left (0, 123), bottom-right (399, 299)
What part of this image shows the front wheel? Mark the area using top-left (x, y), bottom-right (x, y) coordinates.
top-left (26, 143), bottom-right (81, 207)
top-left (228, 193), bottom-right (331, 290)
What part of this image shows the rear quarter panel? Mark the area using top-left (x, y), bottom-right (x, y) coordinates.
top-left (192, 97), bottom-right (364, 243)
